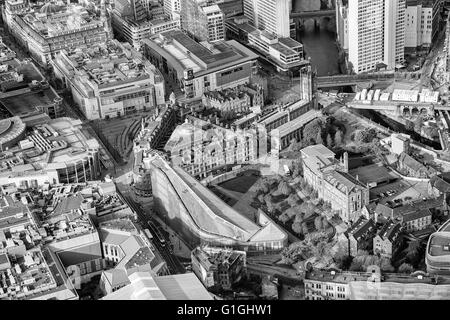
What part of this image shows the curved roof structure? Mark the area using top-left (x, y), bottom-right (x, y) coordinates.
top-left (426, 219), bottom-right (450, 274)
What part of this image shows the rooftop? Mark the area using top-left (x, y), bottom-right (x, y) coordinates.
top-left (0, 117), bottom-right (99, 174)
top-left (102, 271), bottom-right (212, 300)
top-left (149, 154), bottom-right (287, 244)
top-left (142, 30), bottom-right (258, 76)
top-left (14, 3), bottom-right (105, 39)
top-left (55, 40), bottom-right (151, 88)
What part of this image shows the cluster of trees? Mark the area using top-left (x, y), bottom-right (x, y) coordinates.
top-left (301, 117), bottom-right (346, 149)
top-left (404, 117), bottom-right (423, 134)
top-left (351, 128), bottom-right (378, 144)
top-left (404, 239), bottom-right (424, 268)
top-left (348, 250), bottom-right (395, 272)
top-left (281, 232), bottom-right (330, 265)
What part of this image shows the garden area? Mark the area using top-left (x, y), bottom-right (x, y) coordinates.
top-left (250, 167), bottom-right (335, 241)
top-left (281, 115), bottom-right (347, 158)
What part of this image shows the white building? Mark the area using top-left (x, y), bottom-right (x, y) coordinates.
top-left (243, 0), bottom-right (290, 38)
top-left (336, 0), bottom-right (349, 53)
top-left (347, 0), bottom-right (406, 73)
top-left (405, 0), bottom-right (435, 51)
top-left (52, 40), bottom-right (165, 120)
top-left (163, 0), bottom-right (180, 19)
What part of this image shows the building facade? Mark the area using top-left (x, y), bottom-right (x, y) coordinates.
top-left (191, 246), bottom-right (247, 290)
top-left (301, 145), bottom-right (370, 222)
top-left (346, 0), bottom-right (406, 73)
top-left (142, 30), bottom-right (258, 99)
top-left (242, 0), bottom-right (290, 38)
top-left (181, 0), bottom-right (225, 42)
top-left (52, 40), bottom-right (165, 120)
top-left (149, 154), bottom-right (288, 252)
top-left (3, 1), bottom-right (112, 67)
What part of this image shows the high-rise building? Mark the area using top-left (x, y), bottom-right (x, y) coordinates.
top-left (405, 0), bottom-right (442, 52)
top-left (181, 0), bottom-right (225, 42)
top-left (163, 0), bottom-right (181, 19)
top-left (243, 0), bottom-right (290, 38)
top-left (346, 0), bottom-right (406, 73)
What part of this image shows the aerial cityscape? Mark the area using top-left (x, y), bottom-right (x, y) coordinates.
top-left (1, 0), bottom-right (450, 304)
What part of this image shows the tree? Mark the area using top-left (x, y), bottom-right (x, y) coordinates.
top-left (302, 118), bottom-right (323, 146)
top-left (380, 257), bottom-right (395, 272)
top-left (278, 212), bottom-right (291, 224)
top-left (404, 120), bottom-right (414, 131)
top-left (278, 180), bottom-right (292, 196)
top-left (292, 221), bottom-right (303, 235)
top-left (316, 128), bottom-right (324, 145)
top-left (414, 117), bottom-right (423, 133)
top-left (314, 216), bottom-right (323, 231)
top-left (398, 263), bottom-right (414, 274)
top-left (287, 193), bottom-right (301, 207)
top-left (301, 222), bottom-right (309, 235)
top-left (335, 130), bottom-right (343, 146)
top-left (257, 194), bottom-right (265, 204)
top-left (326, 133), bottom-right (333, 148)
top-left (266, 201), bottom-right (275, 214)
top-left (294, 212), bottom-right (304, 224)
top-left (322, 217), bottom-right (329, 229)
top-left (264, 194), bottom-right (273, 205)
top-left (406, 239), bottom-right (423, 266)
top-left (300, 202), bottom-right (316, 218)
top-left (349, 260), bottom-right (364, 271)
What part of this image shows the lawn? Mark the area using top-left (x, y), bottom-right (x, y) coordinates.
top-left (218, 171), bottom-right (260, 194)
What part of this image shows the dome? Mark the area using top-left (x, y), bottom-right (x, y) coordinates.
top-left (39, 3), bottom-right (64, 15)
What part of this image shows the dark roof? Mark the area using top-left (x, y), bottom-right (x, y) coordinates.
top-left (377, 220), bottom-right (401, 242)
top-left (376, 198), bottom-right (443, 220)
top-left (56, 242), bottom-right (102, 267)
top-left (399, 152), bottom-right (427, 173)
top-left (430, 175), bottom-right (450, 193)
top-left (348, 217), bottom-right (375, 240)
top-left (402, 208), bottom-right (432, 223)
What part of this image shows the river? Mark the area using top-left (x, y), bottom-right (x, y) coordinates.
top-left (298, 27), bottom-right (342, 77)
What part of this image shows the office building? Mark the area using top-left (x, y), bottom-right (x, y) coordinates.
top-left (202, 83), bottom-right (265, 115)
top-left (163, 0), bottom-right (181, 19)
top-left (142, 30), bottom-right (258, 99)
top-left (301, 145), bottom-right (370, 222)
top-left (52, 40), bottom-right (165, 120)
top-left (0, 40), bottom-right (64, 119)
top-left (3, 0), bottom-right (112, 67)
top-left (191, 246), bottom-right (246, 290)
top-left (242, 0), bottom-right (290, 38)
top-left (164, 114), bottom-right (261, 179)
top-left (99, 217), bottom-right (168, 295)
top-left (0, 247), bottom-right (79, 300)
top-left (405, 0), bottom-right (441, 52)
top-left (0, 117), bottom-right (101, 188)
top-left (149, 154), bottom-right (288, 251)
top-left (181, 0), bottom-right (225, 43)
top-left (111, 0), bottom-right (181, 51)
top-left (226, 15), bottom-right (306, 73)
top-left (346, 0), bottom-right (406, 73)
top-left (336, 0), bottom-right (349, 53)
top-left (305, 269), bottom-right (450, 300)
top-left (101, 270), bottom-right (212, 300)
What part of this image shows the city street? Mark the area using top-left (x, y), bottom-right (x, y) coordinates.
top-left (115, 181), bottom-right (186, 275)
